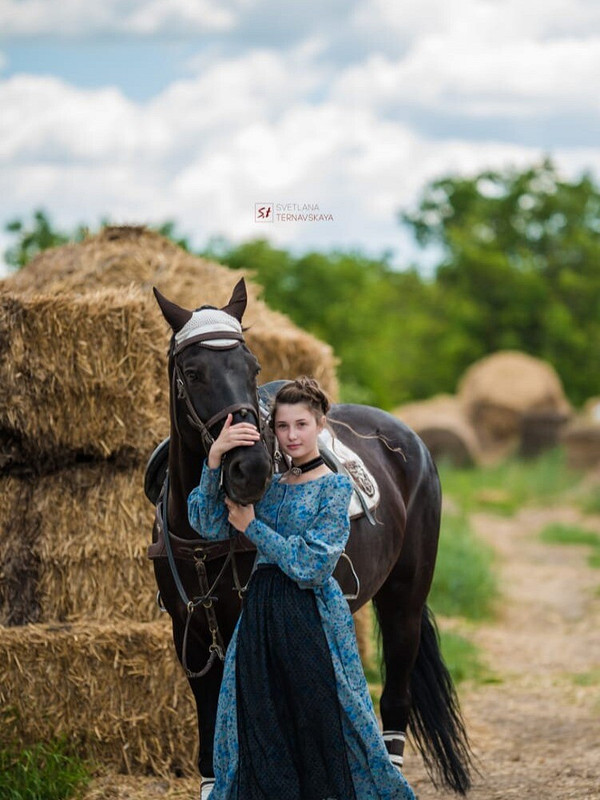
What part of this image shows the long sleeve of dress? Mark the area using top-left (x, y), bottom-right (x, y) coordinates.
top-left (187, 462), bottom-right (234, 541)
top-left (243, 478), bottom-right (353, 589)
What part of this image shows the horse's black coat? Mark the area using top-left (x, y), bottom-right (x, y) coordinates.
top-left (151, 280), bottom-right (472, 794)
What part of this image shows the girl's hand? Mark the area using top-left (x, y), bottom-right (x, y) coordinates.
top-left (207, 413), bottom-right (261, 469)
top-left (225, 497), bottom-right (255, 533)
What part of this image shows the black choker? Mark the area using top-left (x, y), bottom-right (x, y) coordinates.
top-left (290, 455), bottom-right (324, 476)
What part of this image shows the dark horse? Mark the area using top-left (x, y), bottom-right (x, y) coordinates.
top-left (148, 279), bottom-right (472, 795)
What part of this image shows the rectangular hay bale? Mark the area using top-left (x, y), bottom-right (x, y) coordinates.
top-left (0, 619), bottom-right (198, 776)
top-left (0, 288), bottom-right (169, 469)
top-left (0, 289), bottom-right (337, 470)
top-left (0, 464), bottom-right (161, 626)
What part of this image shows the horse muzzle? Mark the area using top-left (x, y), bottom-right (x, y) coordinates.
top-left (222, 443), bottom-right (272, 505)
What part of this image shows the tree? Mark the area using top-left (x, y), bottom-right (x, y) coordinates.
top-left (4, 210), bottom-right (86, 268)
top-left (201, 238), bottom-right (440, 407)
top-left (3, 211), bottom-right (191, 269)
top-left (402, 159), bottom-right (600, 405)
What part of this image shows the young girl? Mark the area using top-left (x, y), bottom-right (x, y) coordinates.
top-left (188, 377), bottom-right (416, 800)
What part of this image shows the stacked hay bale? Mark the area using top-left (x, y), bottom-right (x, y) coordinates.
top-left (0, 226), bottom-right (338, 774)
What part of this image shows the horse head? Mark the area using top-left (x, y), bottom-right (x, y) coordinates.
top-left (154, 278), bottom-right (272, 505)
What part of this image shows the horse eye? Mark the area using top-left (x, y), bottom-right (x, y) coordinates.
top-left (185, 369), bottom-right (201, 383)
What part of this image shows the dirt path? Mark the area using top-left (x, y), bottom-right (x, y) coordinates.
top-left (409, 506), bottom-right (600, 800)
top-left (84, 506), bottom-right (600, 799)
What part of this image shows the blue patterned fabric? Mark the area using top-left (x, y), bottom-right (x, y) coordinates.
top-left (188, 465), bottom-right (416, 800)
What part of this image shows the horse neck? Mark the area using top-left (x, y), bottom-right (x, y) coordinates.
top-left (167, 429), bottom-right (206, 538)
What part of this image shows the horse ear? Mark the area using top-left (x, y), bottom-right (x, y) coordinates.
top-left (153, 287), bottom-right (193, 333)
top-left (221, 277), bottom-right (247, 322)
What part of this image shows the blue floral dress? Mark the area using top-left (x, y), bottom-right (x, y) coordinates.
top-left (188, 465), bottom-right (415, 800)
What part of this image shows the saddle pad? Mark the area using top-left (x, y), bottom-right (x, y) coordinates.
top-left (318, 428), bottom-right (380, 520)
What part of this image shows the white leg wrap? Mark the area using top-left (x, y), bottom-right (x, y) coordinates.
top-left (201, 777), bottom-right (215, 799)
top-left (383, 730), bottom-right (406, 769)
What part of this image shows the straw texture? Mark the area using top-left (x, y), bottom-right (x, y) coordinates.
top-left (0, 463), bottom-right (160, 626)
top-left (395, 394), bottom-right (482, 467)
top-left (0, 620), bottom-right (198, 776)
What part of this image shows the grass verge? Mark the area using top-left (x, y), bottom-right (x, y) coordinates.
top-left (0, 738), bottom-right (91, 800)
top-left (437, 448), bottom-right (585, 516)
top-left (540, 522), bottom-right (600, 569)
top-left (439, 630), bottom-right (496, 685)
top-left (428, 512), bottom-right (498, 620)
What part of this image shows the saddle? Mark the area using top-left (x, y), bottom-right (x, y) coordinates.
top-left (144, 381), bottom-right (379, 524)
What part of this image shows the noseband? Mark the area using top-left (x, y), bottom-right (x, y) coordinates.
top-left (172, 330), bottom-right (263, 455)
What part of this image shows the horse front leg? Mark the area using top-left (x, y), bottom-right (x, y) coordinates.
top-left (169, 615), bottom-right (224, 791)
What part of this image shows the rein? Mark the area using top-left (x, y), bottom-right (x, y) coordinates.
top-left (160, 332), bottom-right (266, 678)
top-left (159, 473), bottom-right (249, 679)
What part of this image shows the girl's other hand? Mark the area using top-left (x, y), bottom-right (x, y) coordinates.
top-left (225, 496), bottom-right (255, 533)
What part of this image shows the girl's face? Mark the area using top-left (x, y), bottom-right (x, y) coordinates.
top-left (273, 402), bottom-right (324, 464)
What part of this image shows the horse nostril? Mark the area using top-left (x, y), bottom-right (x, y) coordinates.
top-left (230, 459), bottom-right (248, 480)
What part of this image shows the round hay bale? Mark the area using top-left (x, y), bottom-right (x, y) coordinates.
top-left (518, 410), bottom-right (571, 458)
top-left (458, 351), bottom-right (572, 456)
top-left (394, 394), bottom-right (481, 467)
top-left (582, 397), bottom-right (600, 424)
top-left (0, 227), bottom-right (338, 469)
top-left (562, 423), bottom-right (600, 470)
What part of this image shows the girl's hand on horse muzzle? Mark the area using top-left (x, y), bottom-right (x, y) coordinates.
top-left (208, 413), bottom-right (261, 468)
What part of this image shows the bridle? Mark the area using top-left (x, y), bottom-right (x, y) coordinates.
top-left (159, 327), bottom-right (268, 678)
top-left (171, 330), bottom-right (264, 455)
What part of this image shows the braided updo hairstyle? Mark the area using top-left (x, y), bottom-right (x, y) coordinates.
top-left (270, 376), bottom-right (330, 426)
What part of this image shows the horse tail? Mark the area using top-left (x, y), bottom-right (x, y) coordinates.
top-left (408, 605), bottom-right (473, 795)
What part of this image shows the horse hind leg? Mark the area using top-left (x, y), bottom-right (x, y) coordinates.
top-left (373, 567), bottom-right (424, 773)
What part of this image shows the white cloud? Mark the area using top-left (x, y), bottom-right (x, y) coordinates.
top-left (0, 75), bottom-right (170, 161)
top-left (0, 57), bottom-right (581, 264)
top-left (0, 0), bottom-right (236, 36)
top-left (333, 34), bottom-right (600, 118)
top-left (153, 45), bottom-right (323, 138)
top-left (2, 3), bottom-right (600, 272)
top-left (353, 0), bottom-right (600, 42)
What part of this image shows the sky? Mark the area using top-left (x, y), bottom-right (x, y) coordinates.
top-left (2, 0), bottom-right (600, 273)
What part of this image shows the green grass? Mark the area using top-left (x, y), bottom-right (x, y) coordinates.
top-left (540, 523), bottom-right (600, 548)
top-left (0, 739), bottom-right (91, 800)
top-left (540, 522), bottom-right (600, 569)
top-left (581, 492), bottom-right (600, 515)
top-left (365, 624), bottom-right (491, 692)
top-left (570, 669), bottom-right (600, 687)
top-left (437, 448), bottom-right (584, 516)
top-left (428, 512), bottom-right (498, 620)
top-left (439, 630), bottom-right (496, 685)
top-left (588, 551), bottom-right (600, 569)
